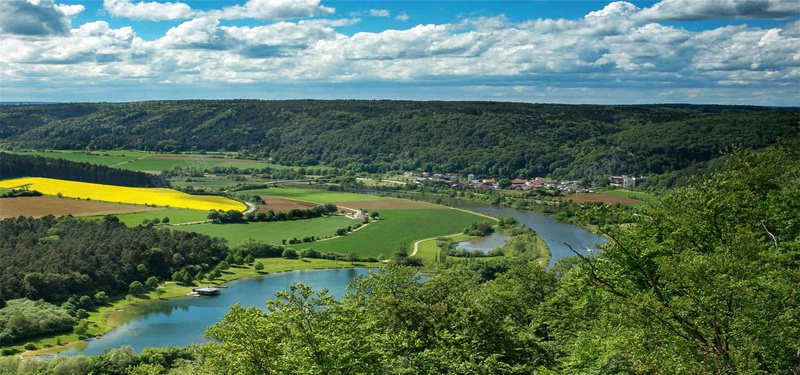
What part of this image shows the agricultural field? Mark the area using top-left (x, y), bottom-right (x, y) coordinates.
top-left (0, 196), bottom-right (156, 219)
top-left (87, 207), bottom-right (210, 226)
top-left (331, 198), bottom-right (442, 210)
top-left (293, 209), bottom-right (488, 257)
top-left (0, 178), bottom-right (246, 211)
top-left (247, 188), bottom-right (388, 203)
top-left (172, 215), bottom-right (356, 245)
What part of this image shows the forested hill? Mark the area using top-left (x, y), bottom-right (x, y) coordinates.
top-left (1, 101), bottom-right (797, 180)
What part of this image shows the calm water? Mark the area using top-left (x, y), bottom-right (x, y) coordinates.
top-left (53, 268), bottom-right (372, 356)
top-left (457, 231), bottom-right (509, 252)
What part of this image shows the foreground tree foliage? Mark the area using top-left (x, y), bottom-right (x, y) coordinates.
top-left (566, 145), bottom-right (800, 373)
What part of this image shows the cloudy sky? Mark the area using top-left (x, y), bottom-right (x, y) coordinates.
top-left (1, 0), bottom-right (798, 105)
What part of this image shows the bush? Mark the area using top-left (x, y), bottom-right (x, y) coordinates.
top-left (282, 248), bottom-right (298, 259)
top-left (94, 291), bottom-right (109, 305)
top-left (129, 281), bottom-right (145, 296)
top-left (253, 261), bottom-right (264, 271)
top-left (23, 343), bottom-right (36, 350)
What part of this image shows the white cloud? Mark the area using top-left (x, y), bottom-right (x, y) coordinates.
top-left (395, 12), bottom-right (409, 21)
top-left (103, 0), bottom-right (192, 21)
top-left (0, 0), bottom-right (81, 35)
top-left (2, 2), bottom-right (799, 104)
top-left (369, 9), bottom-right (390, 17)
top-left (209, 0), bottom-right (334, 20)
top-left (634, 0), bottom-right (800, 22)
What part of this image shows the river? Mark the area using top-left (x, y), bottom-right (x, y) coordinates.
top-left (49, 268), bottom-right (372, 357)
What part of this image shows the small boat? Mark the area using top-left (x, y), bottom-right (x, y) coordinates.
top-left (192, 287), bottom-right (221, 296)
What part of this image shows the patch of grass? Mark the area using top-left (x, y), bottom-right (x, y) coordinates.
top-left (172, 181), bottom-right (239, 189)
top-left (85, 208), bottom-right (211, 226)
top-left (246, 188), bottom-right (388, 203)
top-left (171, 215), bottom-right (356, 245)
top-left (604, 190), bottom-right (660, 207)
top-left (116, 158), bottom-right (223, 171)
top-left (293, 209), bottom-right (487, 257)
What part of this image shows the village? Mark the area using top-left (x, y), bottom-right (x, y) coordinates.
top-left (404, 171), bottom-right (646, 194)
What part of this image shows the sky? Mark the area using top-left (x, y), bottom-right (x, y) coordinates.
top-left (0, 0), bottom-right (798, 105)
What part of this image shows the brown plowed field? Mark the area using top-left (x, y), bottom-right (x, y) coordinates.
top-left (332, 199), bottom-right (443, 210)
top-left (556, 193), bottom-right (642, 205)
top-left (258, 196), bottom-right (317, 213)
top-left (0, 196), bottom-right (156, 219)
top-left (148, 156), bottom-right (260, 162)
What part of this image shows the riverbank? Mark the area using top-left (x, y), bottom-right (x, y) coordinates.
top-left (17, 258), bottom-right (379, 357)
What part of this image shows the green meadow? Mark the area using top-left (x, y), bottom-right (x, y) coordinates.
top-left (172, 215), bottom-right (356, 246)
top-left (247, 188), bottom-right (388, 203)
top-left (294, 209), bottom-right (487, 257)
top-left (9, 150), bottom-right (145, 166)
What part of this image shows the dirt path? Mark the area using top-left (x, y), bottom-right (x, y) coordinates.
top-left (410, 232), bottom-right (463, 257)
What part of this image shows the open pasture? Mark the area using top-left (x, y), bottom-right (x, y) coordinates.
top-left (0, 178), bottom-right (246, 211)
top-left (293, 209), bottom-right (488, 257)
top-left (0, 196), bottom-right (155, 219)
top-left (9, 150), bottom-right (143, 166)
top-left (259, 196), bottom-right (318, 213)
top-left (556, 192), bottom-right (643, 205)
top-left (604, 190), bottom-right (659, 205)
top-left (87, 207), bottom-right (210, 226)
top-left (172, 215), bottom-right (355, 245)
top-left (248, 188), bottom-right (388, 203)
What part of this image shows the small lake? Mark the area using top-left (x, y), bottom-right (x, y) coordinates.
top-left (51, 268), bottom-right (373, 357)
top-left (457, 231), bottom-right (509, 252)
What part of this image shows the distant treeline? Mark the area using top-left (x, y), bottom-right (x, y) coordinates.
top-left (1, 101), bottom-right (797, 181)
top-left (0, 152), bottom-right (167, 188)
top-left (0, 216), bottom-right (227, 307)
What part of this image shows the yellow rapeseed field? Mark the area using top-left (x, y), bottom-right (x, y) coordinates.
top-left (0, 177), bottom-right (246, 211)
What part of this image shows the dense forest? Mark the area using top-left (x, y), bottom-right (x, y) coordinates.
top-left (0, 216), bottom-right (227, 307)
top-left (0, 153), bottom-right (167, 188)
top-left (0, 145), bottom-right (796, 374)
top-left (1, 101), bottom-right (797, 180)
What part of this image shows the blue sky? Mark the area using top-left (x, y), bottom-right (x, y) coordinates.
top-left (1, 0), bottom-right (798, 105)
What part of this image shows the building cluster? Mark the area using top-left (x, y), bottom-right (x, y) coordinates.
top-left (406, 172), bottom-right (589, 193)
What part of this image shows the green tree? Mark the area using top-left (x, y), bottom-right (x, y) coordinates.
top-left (282, 248), bottom-right (298, 259)
top-left (145, 276), bottom-right (159, 290)
top-left (245, 254), bottom-right (255, 264)
top-left (129, 281), bottom-right (145, 296)
top-left (253, 261), bottom-right (264, 272)
top-left (347, 251), bottom-right (359, 265)
top-left (93, 291), bottom-right (108, 306)
top-left (569, 146), bottom-right (800, 373)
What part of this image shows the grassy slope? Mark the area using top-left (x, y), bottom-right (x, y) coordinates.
top-left (171, 215), bottom-right (356, 246)
top-left (604, 190), bottom-right (660, 208)
top-left (84, 208), bottom-right (211, 226)
top-left (17, 257), bottom-right (378, 356)
top-left (293, 209), bottom-right (486, 257)
top-left (116, 158), bottom-right (220, 171)
top-left (171, 181), bottom-right (239, 188)
top-left (8, 150), bottom-right (144, 166)
top-left (246, 188), bottom-right (388, 203)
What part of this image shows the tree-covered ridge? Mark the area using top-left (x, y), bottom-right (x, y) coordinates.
top-left (0, 216), bottom-right (227, 307)
top-left (1, 101), bottom-right (797, 179)
top-left (0, 152), bottom-right (167, 188)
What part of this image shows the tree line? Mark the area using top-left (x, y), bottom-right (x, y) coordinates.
top-left (0, 152), bottom-right (167, 188)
